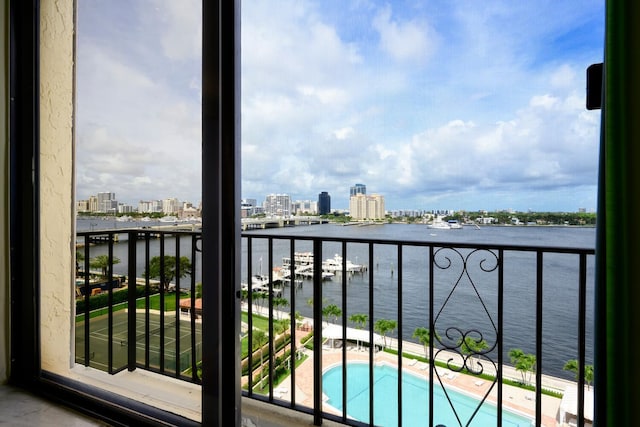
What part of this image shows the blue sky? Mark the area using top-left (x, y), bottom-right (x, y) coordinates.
top-left (76, 0), bottom-right (604, 212)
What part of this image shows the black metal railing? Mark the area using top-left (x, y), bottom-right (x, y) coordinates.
top-left (241, 233), bottom-right (594, 427)
top-left (75, 228), bottom-right (594, 427)
top-left (75, 229), bottom-right (202, 383)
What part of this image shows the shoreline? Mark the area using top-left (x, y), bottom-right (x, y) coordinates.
top-left (242, 303), bottom-right (579, 393)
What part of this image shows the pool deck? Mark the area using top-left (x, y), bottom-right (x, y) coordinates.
top-left (241, 305), bottom-right (582, 426)
top-left (271, 338), bottom-right (565, 426)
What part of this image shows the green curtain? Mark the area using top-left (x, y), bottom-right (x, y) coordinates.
top-left (596, 1), bottom-right (640, 424)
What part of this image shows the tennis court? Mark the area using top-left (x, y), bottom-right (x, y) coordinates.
top-left (75, 309), bottom-right (202, 377)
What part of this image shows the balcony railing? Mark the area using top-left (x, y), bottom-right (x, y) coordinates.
top-left (75, 228), bottom-right (594, 427)
top-left (76, 229), bottom-right (202, 382)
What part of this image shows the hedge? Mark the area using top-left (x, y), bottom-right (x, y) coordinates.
top-left (76, 285), bottom-right (147, 312)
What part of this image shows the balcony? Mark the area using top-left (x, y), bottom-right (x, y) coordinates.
top-left (75, 227), bottom-right (594, 427)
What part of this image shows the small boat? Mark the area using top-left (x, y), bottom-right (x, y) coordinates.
top-left (427, 221), bottom-right (451, 230)
top-left (322, 254), bottom-right (365, 273)
top-left (159, 215), bottom-right (179, 223)
top-left (447, 220), bottom-right (463, 229)
top-left (282, 252), bottom-right (314, 268)
top-left (240, 274), bottom-right (283, 296)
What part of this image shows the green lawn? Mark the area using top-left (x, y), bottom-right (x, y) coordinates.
top-left (135, 292), bottom-right (189, 311)
top-left (241, 311), bottom-right (270, 330)
top-left (76, 291), bottom-right (188, 322)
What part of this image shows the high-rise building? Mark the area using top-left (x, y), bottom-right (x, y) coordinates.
top-left (240, 198), bottom-right (257, 218)
top-left (76, 200), bottom-right (89, 213)
top-left (138, 200), bottom-right (163, 213)
top-left (263, 194), bottom-right (291, 217)
top-left (349, 193), bottom-right (385, 220)
top-left (118, 203), bottom-right (133, 214)
top-left (162, 198), bottom-right (180, 214)
top-left (349, 194), bottom-right (367, 219)
top-left (96, 192), bottom-right (116, 213)
top-left (318, 191), bottom-right (331, 215)
top-left (88, 195), bottom-right (98, 212)
top-left (350, 183), bottom-right (366, 197)
top-left (292, 200), bottom-right (317, 215)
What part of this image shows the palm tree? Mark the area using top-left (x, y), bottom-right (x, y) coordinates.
top-left (458, 335), bottom-right (488, 372)
top-left (89, 254), bottom-right (121, 277)
top-left (508, 348), bottom-right (536, 386)
top-left (272, 297), bottom-right (289, 320)
top-left (563, 359), bottom-right (594, 389)
top-left (349, 313), bottom-right (368, 350)
top-left (252, 291), bottom-right (267, 312)
top-left (413, 327), bottom-right (439, 359)
top-left (322, 304), bottom-right (341, 325)
top-left (252, 330), bottom-right (269, 389)
top-left (374, 319), bottom-right (397, 349)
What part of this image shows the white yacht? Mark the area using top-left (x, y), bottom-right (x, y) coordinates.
top-left (159, 215), bottom-right (179, 223)
top-left (447, 219), bottom-right (463, 229)
top-left (322, 254), bottom-right (365, 273)
top-left (427, 221), bottom-right (451, 230)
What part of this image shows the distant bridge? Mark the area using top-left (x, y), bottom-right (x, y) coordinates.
top-left (241, 216), bottom-right (329, 230)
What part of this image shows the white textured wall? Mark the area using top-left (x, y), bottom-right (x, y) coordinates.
top-left (39, 0), bottom-right (75, 374)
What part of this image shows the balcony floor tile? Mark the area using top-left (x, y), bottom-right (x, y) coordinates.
top-left (0, 384), bottom-right (107, 426)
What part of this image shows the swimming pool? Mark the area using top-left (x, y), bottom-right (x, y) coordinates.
top-left (323, 362), bottom-right (532, 427)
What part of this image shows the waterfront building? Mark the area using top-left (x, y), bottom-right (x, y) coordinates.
top-left (162, 198), bottom-right (180, 214)
top-left (350, 183), bottom-right (366, 197)
top-left (88, 195), bottom-right (98, 212)
top-left (263, 193), bottom-right (291, 217)
top-left (318, 191), bottom-right (330, 215)
top-left (117, 203), bottom-right (133, 214)
top-left (349, 193), bottom-right (385, 220)
top-left (76, 200), bottom-right (89, 213)
top-left (96, 192), bottom-right (116, 213)
top-left (137, 200), bottom-right (163, 213)
top-left (241, 198), bottom-right (256, 218)
top-left (180, 205), bottom-right (200, 219)
top-left (292, 199), bottom-right (317, 215)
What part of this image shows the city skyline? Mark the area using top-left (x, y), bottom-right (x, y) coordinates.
top-left (77, 187), bottom-right (590, 216)
top-left (76, 1), bottom-right (604, 212)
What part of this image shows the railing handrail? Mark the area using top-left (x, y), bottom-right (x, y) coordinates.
top-left (76, 228), bottom-right (595, 255)
top-left (76, 228), bottom-right (593, 426)
top-left (241, 230), bottom-right (595, 254)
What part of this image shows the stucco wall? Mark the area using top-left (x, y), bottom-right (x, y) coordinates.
top-left (39, 0), bottom-right (75, 374)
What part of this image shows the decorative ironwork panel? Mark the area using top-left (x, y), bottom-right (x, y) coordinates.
top-left (432, 247), bottom-right (501, 426)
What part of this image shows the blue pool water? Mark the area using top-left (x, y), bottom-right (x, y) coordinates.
top-left (323, 363), bottom-right (532, 427)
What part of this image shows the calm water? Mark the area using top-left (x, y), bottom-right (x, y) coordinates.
top-left (323, 362), bottom-right (532, 426)
top-left (78, 219), bottom-right (595, 379)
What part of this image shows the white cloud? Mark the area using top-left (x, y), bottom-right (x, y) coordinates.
top-left (550, 64), bottom-right (577, 89)
top-left (530, 94), bottom-right (560, 109)
top-left (333, 127), bottom-right (355, 140)
top-left (155, 0), bottom-right (201, 61)
top-left (372, 5), bottom-right (438, 63)
top-left (76, 0), bottom-right (603, 211)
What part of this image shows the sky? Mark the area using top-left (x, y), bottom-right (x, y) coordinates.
top-left (76, 0), bottom-right (604, 212)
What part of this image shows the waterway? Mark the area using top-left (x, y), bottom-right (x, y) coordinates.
top-left (77, 219), bottom-right (595, 380)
